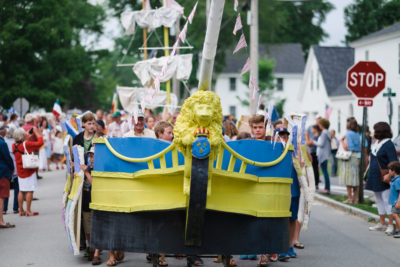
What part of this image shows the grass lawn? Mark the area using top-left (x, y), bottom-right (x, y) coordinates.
top-left (324, 193), bottom-right (379, 216)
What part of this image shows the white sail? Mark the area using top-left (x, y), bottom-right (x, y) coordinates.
top-left (117, 86), bottom-right (178, 114)
top-left (121, 7), bottom-right (181, 34)
top-left (133, 54), bottom-right (192, 86)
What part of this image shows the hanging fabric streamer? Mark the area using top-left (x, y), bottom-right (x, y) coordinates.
top-left (301, 116), bottom-right (307, 145)
top-left (154, 77), bottom-right (160, 94)
top-left (233, 13), bottom-right (243, 35)
top-left (233, 33), bottom-right (247, 54)
top-left (141, 98), bottom-right (146, 114)
top-left (292, 125), bottom-right (298, 155)
top-left (234, 0), bottom-right (239, 11)
top-left (188, 1), bottom-right (198, 24)
top-left (179, 22), bottom-right (188, 43)
top-left (241, 58), bottom-right (251, 76)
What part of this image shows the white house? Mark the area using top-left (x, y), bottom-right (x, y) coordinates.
top-left (299, 22), bottom-right (400, 137)
top-left (214, 43), bottom-right (305, 119)
top-left (298, 46), bottom-right (355, 136)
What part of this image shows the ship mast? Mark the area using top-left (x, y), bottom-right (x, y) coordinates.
top-left (198, 0), bottom-right (226, 91)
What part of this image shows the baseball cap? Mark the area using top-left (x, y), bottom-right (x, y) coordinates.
top-left (112, 111), bottom-right (121, 117)
top-left (274, 127), bottom-right (290, 135)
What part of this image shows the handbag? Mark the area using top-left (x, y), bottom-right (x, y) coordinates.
top-left (21, 142), bottom-right (39, 169)
top-left (335, 143), bottom-right (352, 160)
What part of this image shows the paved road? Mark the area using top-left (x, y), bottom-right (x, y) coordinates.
top-left (1, 170), bottom-right (399, 267)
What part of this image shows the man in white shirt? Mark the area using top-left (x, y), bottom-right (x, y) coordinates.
top-left (107, 111), bottom-right (129, 138)
top-left (123, 111), bottom-right (156, 138)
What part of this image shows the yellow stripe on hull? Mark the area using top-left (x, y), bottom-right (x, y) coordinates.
top-left (90, 169), bottom-right (292, 217)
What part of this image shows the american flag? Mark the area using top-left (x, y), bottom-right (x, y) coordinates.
top-left (233, 33), bottom-right (247, 54)
top-left (240, 57), bottom-right (251, 75)
top-left (179, 22), bottom-right (188, 43)
top-left (188, 1), bottom-right (198, 24)
top-left (233, 13), bottom-right (243, 35)
top-left (234, 0), bottom-right (239, 11)
top-left (325, 104), bottom-right (333, 119)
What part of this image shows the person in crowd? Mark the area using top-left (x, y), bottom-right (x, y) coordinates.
top-left (39, 118), bottom-right (52, 171)
top-left (223, 120), bottom-right (238, 141)
top-left (52, 131), bottom-right (64, 170)
top-left (236, 132), bottom-right (251, 140)
top-left (307, 119), bottom-right (331, 194)
top-left (146, 116), bottom-right (156, 131)
top-left (330, 129), bottom-right (339, 176)
top-left (275, 127), bottom-right (299, 262)
top-left (154, 121), bottom-right (173, 142)
top-left (95, 120), bottom-right (106, 138)
top-left (249, 114), bottom-right (266, 140)
top-left (73, 113), bottom-right (96, 154)
top-left (124, 111), bottom-right (156, 138)
top-left (306, 125), bottom-right (321, 189)
top-left (0, 125), bottom-right (15, 228)
top-left (0, 114), bottom-right (7, 127)
top-left (80, 146), bottom-right (103, 265)
top-left (96, 109), bottom-right (104, 122)
top-left (12, 127), bottom-right (43, 216)
top-left (366, 122), bottom-right (397, 234)
top-left (3, 126), bottom-right (18, 215)
top-left (107, 111), bottom-right (129, 138)
top-left (339, 118), bottom-right (361, 203)
top-left (387, 161), bottom-right (400, 238)
top-left (10, 113), bottom-right (19, 128)
top-left (171, 111), bottom-right (180, 126)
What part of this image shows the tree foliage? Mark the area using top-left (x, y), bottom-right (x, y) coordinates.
top-left (344, 0), bottom-right (400, 44)
top-left (0, 0), bottom-right (106, 111)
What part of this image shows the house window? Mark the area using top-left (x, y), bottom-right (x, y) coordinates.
top-left (365, 50), bottom-right (369, 60)
top-left (310, 70), bottom-right (314, 91)
top-left (229, 106), bottom-right (236, 117)
top-left (316, 70), bottom-right (320, 90)
top-left (277, 78), bottom-right (283, 91)
top-left (229, 77), bottom-right (236, 91)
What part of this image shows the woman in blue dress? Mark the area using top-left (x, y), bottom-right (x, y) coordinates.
top-left (366, 122), bottom-right (397, 234)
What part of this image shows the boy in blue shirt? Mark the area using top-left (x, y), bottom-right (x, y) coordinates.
top-left (387, 161), bottom-right (400, 237)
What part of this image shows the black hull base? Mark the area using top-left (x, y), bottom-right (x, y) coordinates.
top-left (91, 210), bottom-right (289, 254)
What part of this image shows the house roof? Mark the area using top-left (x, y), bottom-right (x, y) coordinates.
top-left (222, 43), bottom-right (305, 74)
top-left (353, 21), bottom-right (400, 44)
top-left (312, 46), bottom-right (354, 97)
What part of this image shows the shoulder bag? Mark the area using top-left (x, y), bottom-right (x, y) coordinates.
top-left (335, 143), bottom-right (352, 161)
top-left (22, 142), bottom-right (39, 169)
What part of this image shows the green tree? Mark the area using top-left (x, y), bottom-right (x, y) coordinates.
top-left (0, 0), bottom-right (106, 111)
top-left (344, 0), bottom-right (400, 43)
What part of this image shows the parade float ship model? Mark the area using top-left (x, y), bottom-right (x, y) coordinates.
top-left (60, 0), bottom-right (314, 265)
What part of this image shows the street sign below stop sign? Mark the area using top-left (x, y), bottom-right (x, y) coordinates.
top-left (347, 61), bottom-right (386, 99)
top-left (358, 99), bottom-right (373, 107)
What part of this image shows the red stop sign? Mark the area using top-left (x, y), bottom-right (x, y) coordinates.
top-left (346, 61), bottom-right (386, 98)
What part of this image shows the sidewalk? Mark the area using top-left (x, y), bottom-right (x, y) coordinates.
top-left (316, 175), bottom-right (380, 222)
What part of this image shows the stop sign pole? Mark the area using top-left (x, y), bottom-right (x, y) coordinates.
top-left (346, 61), bottom-right (386, 204)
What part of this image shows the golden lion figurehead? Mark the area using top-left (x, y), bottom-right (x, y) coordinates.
top-left (173, 90), bottom-right (223, 152)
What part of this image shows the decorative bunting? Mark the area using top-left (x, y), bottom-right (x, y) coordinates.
top-left (241, 58), bottom-right (251, 76)
top-left (234, 0), bottom-right (239, 12)
top-left (188, 1), bottom-right (198, 24)
top-left (233, 13), bottom-right (243, 35)
top-left (179, 22), bottom-right (188, 43)
top-left (171, 41), bottom-right (178, 57)
top-left (154, 77), bottom-right (160, 94)
top-left (233, 33), bottom-right (247, 54)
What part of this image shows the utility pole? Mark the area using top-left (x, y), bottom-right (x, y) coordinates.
top-left (249, 0), bottom-right (258, 114)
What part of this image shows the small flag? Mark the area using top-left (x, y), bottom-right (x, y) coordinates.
top-left (61, 121), bottom-right (67, 133)
top-left (301, 116), bottom-right (307, 145)
top-left (65, 120), bottom-right (78, 138)
top-left (325, 104), bottom-right (333, 119)
top-left (111, 88), bottom-right (118, 114)
top-left (233, 34), bottom-right (247, 54)
top-left (52, 99), bottom-right (62, 118)
top-left (75, 117), bottom-right (83, 133)
top-left (188, 1), bottom-right (198, 24)
top-left (165, 0), bottom-right (184, 14)
top-left (292, 125), bottom-right (298, 155)
top-left (179, 22), bottom-right (188, 43)
top-left (7, 107), bottom-right (15, 114)
top-left (233, 13), bottom-right (243, 35)
top-left (240, 58), bottom-right (251, 75)
top-left (234, 0), bottom-right (239, 11)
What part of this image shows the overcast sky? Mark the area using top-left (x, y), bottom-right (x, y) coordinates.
top-left (85, 0), bottom-right (350, 50)
top-left (321, 0), bottom-right (348, 46)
